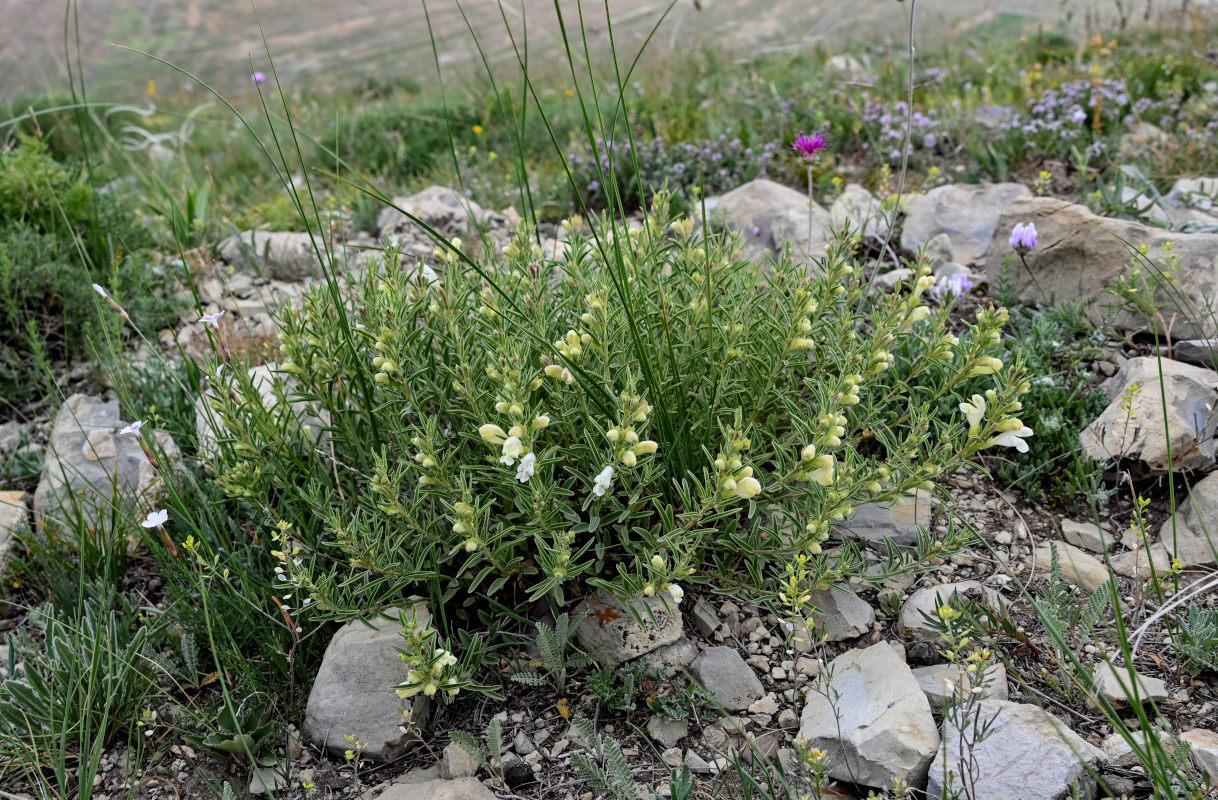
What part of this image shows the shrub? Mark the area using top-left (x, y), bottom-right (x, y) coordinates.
top-left (198, 190), bottom-right (1032, 642)
top-left (318, 103), bottom-right (482, 185)
top-left (0, 135), bottom-right (175, 409)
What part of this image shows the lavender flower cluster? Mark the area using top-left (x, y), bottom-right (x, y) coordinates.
top-left (860, 99), bottom-right (945, 163)
top-left (571, 134), bottom-right (779, 205)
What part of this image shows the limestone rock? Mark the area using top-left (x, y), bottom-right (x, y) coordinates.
top-left (1080, 357), bottom-right (1218, 473)
top-left (0, 491), bottom-right (26, 575)
top-left (838, 490), bottom-right (937, 549)
top-left (441, 742), bottom-right (479, 779)
top-left (1091, 662), bottom-right (1168, 709)
top-left (1165, 177), bottom-right (1218, 216)
top-left (898, 581), bottom-right (1004, 639)
top-left (35, 394), bottom-right (179, 538)
top-left (575, 594), bottom-right (683, 667)
top-left (691, 646), bottom-right (764, 712)
top-left (377, 185), bottom-right (514, 243)
top-left (1157, 471), bottom-right (1218, 567)
top-left (913, 661), bottom-right (1008, 707)
top-left (1173, 339), bottom-right (1218, 369)
top-left (709, 179), bottom-right (832, 265)
top-left (248, 764), bottom-right (288, 796)
top-left (304, 604), bottom-right (430, 762)
top-left (219, 230), bottom-right (377, 282)
top-left (829, 184), bottom-right (891, 239)
top-left (983, 197), bottom-right (1218, 339)
top-left (690, 597), bottom-right (722, 639)
top-left (1101, 730), bottom-right (1176, 768)
top-left (901, 183), bottom-right (1031, 265)
top-left (798, 642), bottom-right (939, 789)
top-left (927, 701), bottom-right (1103, 800)
top-left (808, 585), bottom-right (875, 641)
top-left (1110, 544), bottom-right (1173, 578)
top-left (1180, 728), bottom-right (1218, 787)
top-left (377, 778), bottom-right (497, 800)
top-left (826, 54), bottom-right (874, 83)
top-left (1033, 542), bottom-right (1111, 592)
top-left (639, 634), bottom-right (700, 677)
top-left (1060, 519), bottom-right (1114, 553)
top-left (647, 715), bottom-right (688, 748)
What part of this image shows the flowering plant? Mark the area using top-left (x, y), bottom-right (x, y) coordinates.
top-left (201, 190), bottom-right (1030, 623)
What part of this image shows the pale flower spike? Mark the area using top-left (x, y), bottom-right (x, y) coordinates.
top-left (199, 310), bottom-right (226, 326)
top-left (119, 420), bottom-right (147, 437)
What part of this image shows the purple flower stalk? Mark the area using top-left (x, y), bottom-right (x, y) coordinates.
top-left (790, 133), bottom-right (827, 160)
top-left (1009, 222), bottom-right (1038, 253)
top-left (252, 72), bottom-right (266, 85)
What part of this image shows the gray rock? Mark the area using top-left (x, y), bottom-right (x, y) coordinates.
top-left (898, 581), bottom-right (1003, 639)
top-left (923, 232), bottom-right (955, 268)
top-left (512, 730), bottom-right (535, 755)
top-left (708, 179), bottom-right (833, 265)
top-left (829, 184), bottom-right (891, 239)
top-left (640, 634), bottom-right (700, 677)
top-left (1173, 339), bottom-right (1218, 369)
top-left (1119, 122), bottom-right (1172, 161)
top-left (927, 701), bottom-right (1103, 800)
top-left (970, 105), bottom-right (1018, 131)
top-left (1033, 542), bottom-right (1111, 592)
top-left (1080, 357), bottom-right (1218, 473)
top-left (826, 54), bottom-right (874, 83)
top-left (901, 182), bottom-right (1031, 265)
top-left (838, 490), bottom-right (936, 549)
top-left (875, 267), bottom-right (915, 291)
top-left (1165, 177), bottom-right (1218, 215)
top-left (304, 604), bottom-right (430, 762)
top-left (1092, 662), bottom-right (1168, 709)
top-left (1158, 471), bottom-right (1218, 567)
top-left (1179, 728), bottom-right (1218, 787)
top-left (438, 740), bottom-right (475, 779)
top-left (248, 763), bottom-right (288, 796)
top-left (0, 422), bottom-right (21, 452)
top-left (798, 642), bottom-right (939, 789)
top-left (34, 394), bottom-right (179, 539)
top-left (691, 646), bottom-right (764, 712)
top-left (377, 778), bottom-right (497, 800)
top-left (808, 585), bottom-right (875, 641)
top-left (377, 185), bottom-right (514, 242)
top-left (575, 594), bottom-right (683, 667)
top-left (684, 749), bottom-right (714, 774)
top-left (0, 492), bottom-right (26, 576)
top-left (1101, 730), bottom-right (1176, 768)
top-left (1060, 519), bottom-right (1114, 553)
top-left (647, 714), bottom-right (689, 748)
top-left (219, 230), bottom-right (377, 282)
top-left (983, 198), bottom-right (1218, 339)
top-left (913, 661), bottom-right (1008, 707)
top-left (690, 597), bottom-right (722, 639)
top-left (1111, 544), bottom-right (1173, 579)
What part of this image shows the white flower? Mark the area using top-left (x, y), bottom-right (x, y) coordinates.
top-left (515, 451), bottom-right (536, 483)
top-left (119, 420), bottom-right (147, 437)
top-left (92, 283), bottom-right (108, 298)
top-left (988, 426), bottom-right (1034, 454)
top-left (199, 310), bottom-right (226, 326)
top-left (662, 583), bottom-right (684, 603)
top-left (141, 509), bottom-right (169, 528)
top-left (958, 394), bottom-right (986, 434)
top-left (434, 648), bottom-right (458, 667)
top-left (592, 465), bottom-right (614, 497)
top-left (733, 476), bottom-right (762, 499)
top-left (479, 424), bottom-right (507, 445)
top-left (499, 436), bottom-right (524, 465)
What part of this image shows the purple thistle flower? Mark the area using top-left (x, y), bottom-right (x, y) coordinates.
top-left (252, 72), bottom-right (266, 85)
top-left (790, 133), bottom-right (827, 160)
top-left (1009, 222), bottom-right (1038, 253)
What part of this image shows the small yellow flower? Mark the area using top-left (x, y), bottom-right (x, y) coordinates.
top-left (473, 125), bottom-right (484, 134)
